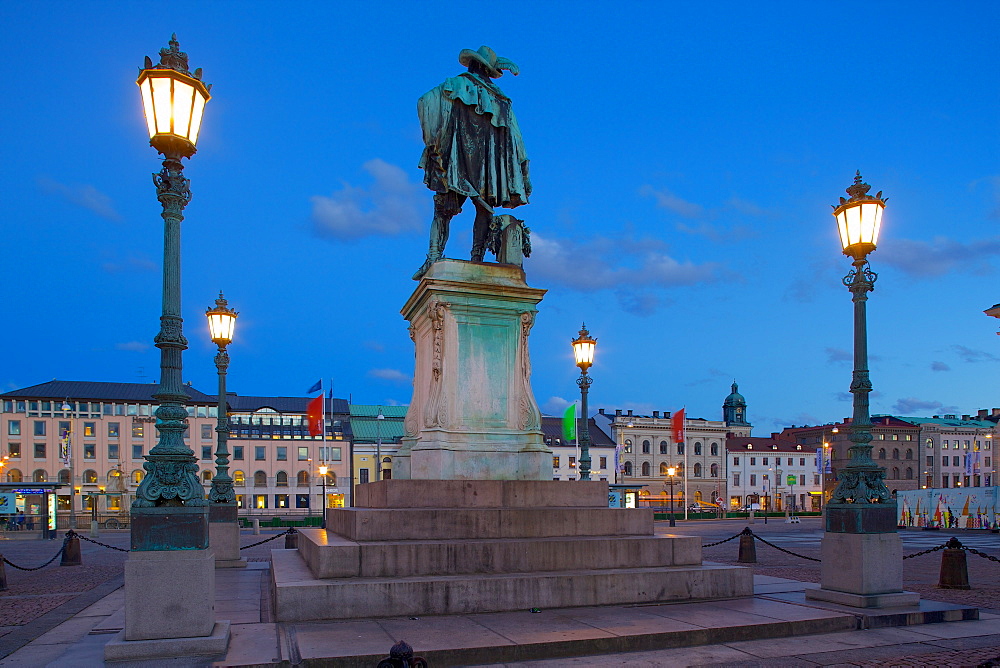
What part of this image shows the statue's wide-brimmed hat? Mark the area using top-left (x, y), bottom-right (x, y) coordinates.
top-left (459, 46), bottom-right (519, 78)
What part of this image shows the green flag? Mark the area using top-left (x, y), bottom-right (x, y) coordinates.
top-left (562, 403), bottom-right (577, 442)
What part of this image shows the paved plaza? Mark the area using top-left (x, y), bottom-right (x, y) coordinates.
top-left (0, 519), bottom-right (998, 666)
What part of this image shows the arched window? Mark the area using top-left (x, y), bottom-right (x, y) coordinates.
top-left (659, 462), bottom-right (671, 476)
top-left (276, 471), bottom-right (289, 487)
top-left (382, 457), bottom-right (391, 464)
top-left (59, 469), bottom-right (71, 484)
top-left (641, 461), bottom-right (650, 476)
top-left (677, 462), bottom-right (685, 477)
top-left (327, 472), bottom-right (337, 486)
top-left (132, 469), bottom-right (144, 484)
top-left (878, 448), bottom-right (886, 460)
top-left (830, 449), bottom-right (837, 460)
top-left (233, 470), bottom-right (245, 486)
top-left (659, 441), bottom-right (668, 454)
top-left (892, 448), bottom-right (900, 460)
top-left (695, 490), bottom-right (703, 502)
top-left (710, 463), bottom-right (719, 478)
top-left (83, 469), bottom-right (97, 484)
top-left (677, 443), bottom-right (685, 455)
top-left (693, 463), bottom-right (703, 477)
top-left (642, 440), bottom-right (650, 454)
top-left (201, 470), bottom-right (212, 482)
top-left (624, 440), bottom-right (632, 453)
top-left (710, 442), bottom-right (718, 456)
top-left (905, 449), bottom-right (913, 460)
top-left (7, 469), bottom-right (22, 483)
top-left (694, 442), bottom-right (702, 455)
top-left (253, 471), bottom-right (267, 487)
top-left (905, 467), bottom-right (913, 480)
top-left (297, 471), bottom-right (309, 486)
top-left (623, 461), bottom-right (633, 476)
top-left (108, 469), bottom-right (123, 485)
top-left (33, 469), bottom-right (47, 483)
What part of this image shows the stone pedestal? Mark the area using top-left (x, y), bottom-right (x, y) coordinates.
top-left (210, 504), bottom-right (246, 568)
top-left (806, 513), bottom-right (919, 608)
top-left (396, 260), bottom-right (551, 481)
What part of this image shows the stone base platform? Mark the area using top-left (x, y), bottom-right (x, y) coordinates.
top-left (271, 480), bottom-right (753, 622)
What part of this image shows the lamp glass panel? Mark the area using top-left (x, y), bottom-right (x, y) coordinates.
top-left (318, 465), bottom-right (328, 475)
top-left (871, 202), bottom-right (883, 246)
top-left (189, 93), bottom-right (207, 145)
top-left (172, 79), bottom-right (195, 141)
top-left (836, 210), bottom-right (849, 250)
top-left (150, 76), bottom-right (173, 135)
top-left (846, 204), bottom-right (862, 246)
top-left (860, 202), bottom-right (878, 246)
top-left (139, 78), bottom-right (156, 138)
top-left (208, 313), bottom-right (235, 343)
top-left (573, 341), bottom-right (595, 367)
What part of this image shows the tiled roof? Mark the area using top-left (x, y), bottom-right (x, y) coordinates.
top-left (725, 435), bottom-right (805, 452)
top-left (894, 416), bottom-right (995, 428)
top-left (350, 405), bottom-right (408, 418)
top-left (350, 417), bottom-right (405, 442)
top-left (540, 416), bottom-right (614, 446)
top-left (0, 380), bottom-right (216, 403)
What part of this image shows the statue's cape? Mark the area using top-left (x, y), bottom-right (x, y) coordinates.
top-left (418, 72), bottom-right (530, 207)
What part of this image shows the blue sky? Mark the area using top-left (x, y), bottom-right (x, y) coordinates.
top-left (4, 2), bottom-right (999, 432)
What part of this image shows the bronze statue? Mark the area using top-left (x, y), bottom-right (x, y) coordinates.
top-left (414, 46), bottom-right (531, 279)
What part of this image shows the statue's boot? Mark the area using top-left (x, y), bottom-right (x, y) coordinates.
top-left (470, 199), bottom-right (493, 262)
top-left (412, 252), bottom-right (439, 280)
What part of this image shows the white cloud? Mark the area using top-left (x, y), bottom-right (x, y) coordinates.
top-left (640, 186), bottom-right (763, 242)
top-left (879, 236), bottom-right (1000, 277)
top-left (891, 397), bottom-right (958, 415)
top-left (640, 185), bottom-right (704, 218)
top-left (541, 396), bottom-right (573, 416)
top-left (368, 368), bottom-right (412, 384)
top-left (311, 159), bottom-right (427, 241)
top-left (826, 348), bottom-right (852, 364)
top-left (38, 176), bottom-right (122, 222)
top-left (952, 345), bottom-right (1000, 363)
top-left (116, 341), bottom-right (149, 353)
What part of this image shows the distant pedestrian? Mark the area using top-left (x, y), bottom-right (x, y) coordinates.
top-left (26, 514), bottom-right (34, 531)
top-left (16, 511), bottom-right (25, 530)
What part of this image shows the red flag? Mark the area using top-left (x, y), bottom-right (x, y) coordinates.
top-left (307, 393), bottom-right (323, 436)
top-left (672, 408), bottom-right (685, 444)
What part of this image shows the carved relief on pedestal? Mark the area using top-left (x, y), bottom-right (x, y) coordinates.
top-left (514, 310), bottom-right (541, 431)
top-left (423, 299), bottom-right (451, 429)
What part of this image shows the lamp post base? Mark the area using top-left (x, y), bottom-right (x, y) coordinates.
top-left (806, 531), bottom-right (919, 609)
top-left (209, 508), bottom-right (246, 568)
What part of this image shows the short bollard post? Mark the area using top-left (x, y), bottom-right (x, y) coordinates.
top-left (60, 532), bottom-right (82, 567)
top-left (284, 528), bottom-right (298, 549)
top-left (737, 527), bottom-right (757, 563)
top-left (0, 556), bottom-right (8, 591)
top-left (938, 537), bottom-right (970, 589)
top-left (252, 518), bottom-right (260, 535)
top-left (377, 640), bottom-right (428, 668)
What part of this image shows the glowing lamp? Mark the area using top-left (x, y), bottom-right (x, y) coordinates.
top-left (137, 34), bottom-right (211, 158)
top-left (318, 465), bottom-right (328, 477)
top-left (832, 171), bottom-right (886, 260)
top-left (571, 324), bottom-right (597, 372)
top-left (206, 292), bottom-right (238, 346)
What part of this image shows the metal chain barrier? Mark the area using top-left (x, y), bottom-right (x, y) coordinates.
top-left (748, 531), bottom-right (821, 562)
top-left (69, 530), bottom-right (130, 553)
top-left (963, 546), bottom-right (1000, 564)
top-left (2, 538), bottom-right (68, 571)
top-left (903, 542), bottom-right (950, 560)
top-left (703, 532), bottom-right (743, 548)
top-left (241, 527), bottom-right (296, 551)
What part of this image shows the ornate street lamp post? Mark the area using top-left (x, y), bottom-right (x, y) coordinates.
top-left (571, 324), bottom-right (596, 481)
top-left (666, 467), bottom-right (677, 527)
top-left (111, 36), bottom-right (229, 656)
top-left (807, 172), bottom-right (917, 609)
top-left (376, 408), bottom-right (385, 482)
top-left (318, 464), bottom-right (328, 528)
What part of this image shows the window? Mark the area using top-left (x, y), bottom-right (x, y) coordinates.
top-left (201, 424), bottom-right (212, 440)
top-left (733, 473), bottom-right (740, 487)
top-left (7, 420), bottom-right (20, 435)
top-left (84, 443), bottom-right (96, 459)
top-left (599, 456), bottom-right (607, 469)
top-left (763, 458), bottom-right (768, 466)
top-left (276, 471), bottom-right (288, 487)
top-left (987, 457), bottom-right (992, 467)
top-left (906, 434), bottom-right (912, 441)
top-left (8, 442), bottom-right (20, 458)
top-left (641, 461), bottom-right (650, 476)
top-left (359, 469), bottom-right (370, 484)
top-left (277, 446), bottom-right (287, 461)
top-left (905, 449), bottom-right (913, 459)
top-left (942, 475), bottom-right (949, 487)
top-left (107, 422), bottom-right (119, 438)
top-left (254, 495), bottom-right (268, 509)
top-left (799, 474), bottom-right (805, 485)
top-left (891, 434), bottom-right (898, 441)
top-left (878, 448), bottom-right (886, 460)
top-left (710, 442), bottom-right (718, 456)
top-left (660, 462), bottom-right (671, 475)
top-left (892, 448), bottom-right (900, 459)
top-left (623, 461), bottom-right (633, 476)
top-left (132, 424), bottom-right (143, 439)
top-left (108, 443), bottom-right (119, 460)
top-left (943, 456), bottom-right (949, 467)
top-left (677, 443), bottom-right (685, 455)
top-left (787, 458), bottom-right (793, 465)
top-left (201, 470), bottom-right (212, 482)
top-left (926, 456), bottom-right (933, 466)
top-left (905, 468), bottom-right (913, 480)
top-left (233, 446), bottom-right (244, 461)
top-left (298, 447), bottom-right (309, 461)
top-left (34, 421), bottom-right (45, 436)
top-left (132, 469), bottom-right (144, 484)
top-left (877, 433), bottom-right (884, 440)
top-left (233, 471), bottom-right (245, 486)
top-left (953, 456), bottom-right (960, 467)
top-left (295, 494), bottom-right (310, 508)
top-left (297, 471), bottom-right (309, 486)
top-left (694, 442), bottom-right (702, 455)
top-left (553, 456), bottom-right (560, 468)
top-left (710, 463), bottom-right (719, 478)
top-left (750, 457), bottom-right (756, 465)
top-left (642, 440), bottom-right (650, 454)
top-left (319, 446), bottom-right (341, 461)
top-left (84, 422), bottom-right (95, 437)
top-left (57, 469), bottom-right (71, 484)
top-left (83, 469), bottom-right (98, 484)
top-left (275, 494), bottom-right (289, 509)
top-left (202, 446), bottom-right (212, 460)
top-left (799, 458), bottom-right (805, 466)
top-left (569, 456), bottom-right (576, 468)
top-left (7, 469), bottom-right (22, 483)
top-left (255, 446), bottom-right (265, 461)
top-left (750, 474), bottom-right (757, 486)
top-left (133, 444), bottom-right (143, 459)
top-left (33, 469), bottom-right (47, 482)
top-left (659, 441), bottom-right (667, 454)
top-left (34, 442), bottom-right (46, 458)
top-left (813, 474), bottom-right (820, 485)
top-left (733, 457), bottom-right (740, 466)
top-left (693, 463), bottom-right (702, 477)
top-left (253, 471), bottom-right (267, 487)
top-left (624, 440), bottom-right (632, 453)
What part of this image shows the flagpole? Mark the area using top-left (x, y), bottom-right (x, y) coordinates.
top-left (683, 406), bottom-right (689, 520)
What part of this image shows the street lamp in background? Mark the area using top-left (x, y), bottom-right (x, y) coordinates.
top-left (60, 401), bottom-right (76, 530)
top-left (376, 408), bottom-right (385, 481)
top-left (820, 426), bottom-right (838, 512)
top-left (666, 467), bottom-right (677, 527)
top-left (808, 173), bottom-right (916, 609)
top-left (318, 465), bottom-right (328, 528)
top-left (571, 324), bottom-right (597, 481)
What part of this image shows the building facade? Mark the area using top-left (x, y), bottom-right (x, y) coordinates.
top-left (349, 405), bottom-right (406, 485)
top-left (0, 380), bottom-right (352, 522)
top-left (725, 435), bottom-right (822, 511)
top-left (540, 416), bottom-right (616, 481)
top-left (895, 413), bottom-right (997, 490)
